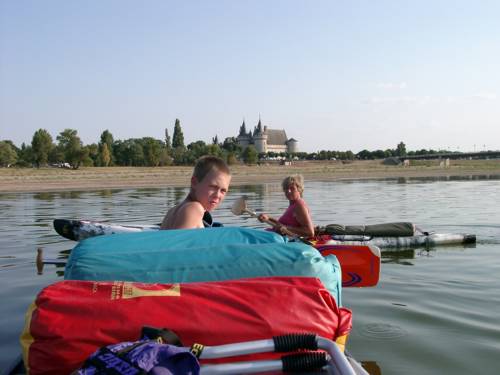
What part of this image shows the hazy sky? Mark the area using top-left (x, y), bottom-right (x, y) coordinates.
top-left (1, 0), bottom-right (499, 153)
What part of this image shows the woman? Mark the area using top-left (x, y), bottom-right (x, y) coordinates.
top-left (258, 174), bottom-right (315, 237)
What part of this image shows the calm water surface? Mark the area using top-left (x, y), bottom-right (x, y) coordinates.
top-left (1, 177), bottom-right (499, 374)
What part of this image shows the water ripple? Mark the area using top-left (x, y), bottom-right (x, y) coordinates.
top-left (357, 322), bottom-right (408, 341)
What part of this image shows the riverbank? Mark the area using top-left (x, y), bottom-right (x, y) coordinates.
top-left (1, 159), bottom-right (499, 193)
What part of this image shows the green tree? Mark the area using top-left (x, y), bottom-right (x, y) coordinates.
top-left (86, 143), bottom-right (99, 166)
top-left (222, 137), bottom-right (241, 155)
top-left (164, 129), bottom-right (172, 154)
top-left (130, 141), bottom-right (145, 166)
top-left (113, 139), bottom-right (144, 166)
top-left (159, 148), bottom-right (173, 166)
top-left (16, 143), bottom-right (33, 167)
top-left (242, 145), bottom-right (258, 165)
top-left (396, 142), bottom-right (407, 157)
top-left (112, 140), bottom-right (129, 166)
top-left (49, 145), bottom-right (64, 164)
top-left (99, 130), bottom-right (114, 165)
top-left (56, 129), bottom-right (86, 169)
top-left (142, 137), bottom-right (162, 166)
top-left (99, 143), bottom-right (111, 166)
top-left (226, 152), bottom-right (238, 165)
top-left (187, 141), bottom-right (208, 160)
top-left (172, 146), bottom-right (187, 165)
top-left (31, 129), bottom-right (53, 167)
top-left (356, 149), bottom-right (372, 160)
top-left (172, 119), bottom-right (185, 149)
top-left (81, 145), bottom-right (95, 167)
top-left (384, 149), bottom-right (394, 157)
top-left (0, 141), bottom-right (18, 167)
top-left (2, 140), bottom-right (19, 153)
top-left (372, 150), bottom-right (386, 159)
top-left (206, 143), bottom-right (223, 157)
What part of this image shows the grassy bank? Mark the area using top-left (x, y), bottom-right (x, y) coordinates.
top-left (1, 159), bottom-right (499, 193)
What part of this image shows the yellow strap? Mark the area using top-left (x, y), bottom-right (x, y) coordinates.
top-left (335, 334), bottom-right (348, 353)
top-left (19, 301), bottom-right (37, 375)
top-left (190, 343), bottom-right (205, 358)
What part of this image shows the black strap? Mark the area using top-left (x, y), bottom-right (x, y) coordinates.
top-left (202, 211), bottom-right (213, 227)
top-left (141, 326), bottom-right (183, 346)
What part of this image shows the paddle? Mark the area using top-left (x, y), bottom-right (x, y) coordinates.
top-left (231, 196), bottom-right (381, 287)
top-left (36, 248), bottom-right (67, 275)
top-left (231, 197), bottom-right (295, 236)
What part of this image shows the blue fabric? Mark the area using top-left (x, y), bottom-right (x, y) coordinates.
top-left (65, 230), bottom-right (342, 305)
top-left (67, 227), bottom-right (285, 258)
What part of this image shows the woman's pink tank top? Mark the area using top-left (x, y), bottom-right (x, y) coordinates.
top-left (278, 198), bottom-right (308, 227)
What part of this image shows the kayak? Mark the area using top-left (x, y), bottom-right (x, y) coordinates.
top-left (313, 232), bottom-right (476, 250)
top-left (54, 218), bottom-right (476, 250)
top-left (53, 221), bottom-right (381, 288)
top-left (8, 227), bottom-right (380, 375)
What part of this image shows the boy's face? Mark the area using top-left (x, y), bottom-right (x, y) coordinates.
top-left (192, 169), bottom-right (231, 212)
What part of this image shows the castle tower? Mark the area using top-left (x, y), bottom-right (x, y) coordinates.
top-left (286, 138), bottom-right (298, 153)
top-left (253, 119), bottom-right (268, 153)
top-left (236, 120), bottom-right (250, 149)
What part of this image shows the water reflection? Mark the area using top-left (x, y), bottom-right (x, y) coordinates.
top-left (98, 189), bottom-right (114, 197)
top-left (381, 250), bottom-right (417, 265)
top-left (33, 192), bottom-right (55, 201)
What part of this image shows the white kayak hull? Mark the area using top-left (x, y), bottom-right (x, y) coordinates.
top-left (324, 233), bottom-right (476, 250)
top-left (53, 219), bottom-right (476, 250)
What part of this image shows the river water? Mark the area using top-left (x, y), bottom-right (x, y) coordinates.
top-left (1, 176), bottom-right (499, 374)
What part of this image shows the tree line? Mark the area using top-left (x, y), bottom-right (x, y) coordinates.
top-left (0, 119), bottom-right (239, 169)
top-left (1, 120), bottom-right (443, 168)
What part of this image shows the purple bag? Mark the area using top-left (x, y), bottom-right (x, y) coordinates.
top-left (76, 339), bottom-right (200, 375)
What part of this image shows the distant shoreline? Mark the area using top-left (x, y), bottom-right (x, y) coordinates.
top-left (1, 159), bottom-right (499, 193)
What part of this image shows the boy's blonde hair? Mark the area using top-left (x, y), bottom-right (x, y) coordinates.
top-left (282, 174), bottom-right (304, 195)
top-left (193, 155), bottom-right (230, 182)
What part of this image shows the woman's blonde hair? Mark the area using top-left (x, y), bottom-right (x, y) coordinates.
top-left (282, 174), bottom-right (304, 195)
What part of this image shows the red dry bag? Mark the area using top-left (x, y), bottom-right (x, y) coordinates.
top-left (21, 277), bottom-right (352, 375)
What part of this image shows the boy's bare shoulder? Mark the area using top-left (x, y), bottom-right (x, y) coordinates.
top-left (165, 201), bottom-right (205, 229)
top-left (177, 200), bottom-right (205, 216)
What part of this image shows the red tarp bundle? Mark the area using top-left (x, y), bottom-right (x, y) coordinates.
top-left (21, 277), bottom-right (352, 375)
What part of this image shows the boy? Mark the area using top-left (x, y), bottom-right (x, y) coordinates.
top-left (161, 155), bottom-right (231, 229)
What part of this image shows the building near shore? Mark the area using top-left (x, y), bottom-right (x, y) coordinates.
top-left (236, 119), bottom-right (298, 154)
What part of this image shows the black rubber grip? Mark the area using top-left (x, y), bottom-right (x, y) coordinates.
top-left (281, 352), bottom-right (328, 372)
top-left (273, 333), bottom-right (318, 352)
top-left (464, 234), bottom-right (476, 244)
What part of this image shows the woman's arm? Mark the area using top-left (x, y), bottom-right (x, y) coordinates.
top-left (258, 213), bottom-right (279, 225)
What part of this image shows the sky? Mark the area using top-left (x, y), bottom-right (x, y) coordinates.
top-left (1, 0), bottom-right (499, 153)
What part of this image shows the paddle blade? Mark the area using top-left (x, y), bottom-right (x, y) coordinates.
top-left (313, 243), bottom-right (381, 287)
top-left (231, 197), bottom-right (247, 216)
top-left (36, 248), bottom-right (44, 275)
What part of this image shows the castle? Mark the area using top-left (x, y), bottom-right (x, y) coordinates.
top-left (236, 119), bottom-right (298, 154)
